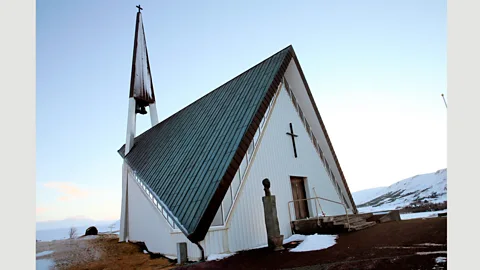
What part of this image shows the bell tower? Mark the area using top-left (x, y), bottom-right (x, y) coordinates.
top-left (120, 5), bottom-right (158, 242)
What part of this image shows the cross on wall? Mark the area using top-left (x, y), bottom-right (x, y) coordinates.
top-left (286, 123), bottom-right (299, 158)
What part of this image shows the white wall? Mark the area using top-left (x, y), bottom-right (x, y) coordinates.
top-left (225, 83), bottom-right (348, 253)
top-left (126, 169), bottom-right (201, 259)
top-left (284, 60), bottom-right (355, 210)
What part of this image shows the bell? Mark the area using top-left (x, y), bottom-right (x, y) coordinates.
top-left (135, 103), bottom-right (148, 115)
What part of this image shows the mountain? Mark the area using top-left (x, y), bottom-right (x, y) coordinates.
top-left (352, 168), bottom-right (447, 213)
top-left (36, 217), bottom-right (118, 231)
top-left (36, 218), bottom-right (120, 242)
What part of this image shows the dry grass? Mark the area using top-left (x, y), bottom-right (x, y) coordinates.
top-left (36, 234), bottom-right (176, 270)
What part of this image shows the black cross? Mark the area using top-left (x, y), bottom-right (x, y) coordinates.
top-left (136, 5), bottom-right (143, 12)
top-left (286, 123), bottom-right (299, 158)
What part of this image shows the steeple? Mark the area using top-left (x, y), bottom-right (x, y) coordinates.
top-left (125, 5), bottom-right (159, 155)
top-left (120, 5), bottom-right (159, 243)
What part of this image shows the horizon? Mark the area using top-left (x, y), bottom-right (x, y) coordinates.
top-left (36, 0), bottom-right (446, 222)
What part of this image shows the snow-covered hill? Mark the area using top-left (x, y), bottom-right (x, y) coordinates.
top-left (353, 168), bottom-right (447, 213)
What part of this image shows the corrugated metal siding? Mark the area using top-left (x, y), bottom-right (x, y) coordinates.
top-left (226, 84), bottom-right (347, 252)
top-left (128, 168), bottom-right (229, 260)
top-left (119, 46), bottom-right (293, 239)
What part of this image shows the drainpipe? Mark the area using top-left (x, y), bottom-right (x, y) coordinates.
top-left (195, 242), bottom-right (205, 261)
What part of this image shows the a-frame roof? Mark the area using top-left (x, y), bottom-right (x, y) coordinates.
top-left (119, 45), bottom-right (293, 242)
top-left (118, 45), bottom-right (358, 243)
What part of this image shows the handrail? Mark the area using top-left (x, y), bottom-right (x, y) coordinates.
top-left (288, 196), bottom-right (351, 232)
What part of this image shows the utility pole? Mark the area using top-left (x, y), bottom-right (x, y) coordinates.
top-left (441, 94), bottom-right (447, 109)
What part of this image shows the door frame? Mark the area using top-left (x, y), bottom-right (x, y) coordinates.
top-left (289, 175), bottom-right (311, 220)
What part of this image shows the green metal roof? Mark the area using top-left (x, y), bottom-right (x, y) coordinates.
top-left (119, 45), bottom-right (293, 242)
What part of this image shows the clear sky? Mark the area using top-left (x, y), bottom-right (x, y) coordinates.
top-left (36, 0), bottom-right (446, 222)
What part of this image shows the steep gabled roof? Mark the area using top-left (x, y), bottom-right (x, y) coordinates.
top-left (119, 45), bottom-right (293, 242)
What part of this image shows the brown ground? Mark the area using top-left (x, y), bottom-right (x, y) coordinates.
top-left (36, 234), bottom-right (176, 270)
top-left (36, 217), bottom-right (446, 270)
top-left (177, 217), bottom-right (447, 270)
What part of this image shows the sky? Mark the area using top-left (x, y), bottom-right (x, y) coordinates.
top-left (36, 0), bottom-right (447, 223)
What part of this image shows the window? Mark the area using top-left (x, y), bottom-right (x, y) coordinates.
top-left (231, 170), bottom-right (241, 198)
top-left (223, 187), bottom-right (233, 219)
top-left (291, 94), bottom-right (298, 109)
top-left (253, 128), bottom-right (260, 146)
top-left (211, 205), bottom-right (224, 226)
top-left (247, 141), bottom-right (254, 161)
top-left (298, 107), bottom-right (305, 126)
top-left (260, 116), bottom-right (265, 129)
top-left (239, 157), bottom-right (248, 180)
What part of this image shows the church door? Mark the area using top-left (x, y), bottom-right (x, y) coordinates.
top-left (290, 177), bottom-right (309, 220)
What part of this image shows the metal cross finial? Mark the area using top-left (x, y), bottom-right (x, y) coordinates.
top-left (136, 5), bottom-right (143, 12)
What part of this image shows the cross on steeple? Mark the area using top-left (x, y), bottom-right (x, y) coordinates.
top-left (136, 5), bottom-right (143, 12)
top-left (286, 123), bottom-right (299, 158)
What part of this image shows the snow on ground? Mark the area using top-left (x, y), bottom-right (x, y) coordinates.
top-left (36, 258), bottom-right (55, 270)
top-left (207, 253), bottom-right (236, 261)
top-left (415, 243), bottom-right (446, 247)
top-left (79, 235), bottom-right (99, 240)
top-left (36, 250), bottom-right (54, 257)
top-left (165, 255), bottom-right (177, 260)
top-left (283, 234), bottom-right (307, 244)
top-left (400, 210), bottom-right (447, 220)
top-left (436, 257), bottom-right (447, 263)
top-left (416, 251), bottom-right (447, 255)
top-left (289, 234), bottom-right (337, 252)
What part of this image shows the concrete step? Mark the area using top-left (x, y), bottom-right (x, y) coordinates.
top-left (332, 217), bottom-right (365, 226)
top-left (347, 221), bottom-right (376, 231)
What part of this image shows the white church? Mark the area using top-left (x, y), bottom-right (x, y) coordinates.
top-left (118, 8), bottom-right (358, 261)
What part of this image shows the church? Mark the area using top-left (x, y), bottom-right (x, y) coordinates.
top-left (118, 7), bottom-right (358, 261)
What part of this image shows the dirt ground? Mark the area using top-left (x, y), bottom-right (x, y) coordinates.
top-left (178, 217), bottom-right (447, 270)
top-left (36, 234), bottom-right (176, 270)
top-left (36, 217), bottom-right (446, 270)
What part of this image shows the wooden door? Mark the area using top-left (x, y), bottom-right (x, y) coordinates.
top-left (290, 177), bottom-right (309, 220)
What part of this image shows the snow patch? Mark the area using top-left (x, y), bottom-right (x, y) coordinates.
top-left (416, 251), bottom-right (447, 255)
top-left (289, 234), bottom-right (337, 252)
top-left (415, 243), bottom-right (446, 247)
top-left (400, 210), bottom-right (447, 220)
top-left (143, 250), bottom-right (148, 254)
top-left (283, 234), bottom-right (307, 244)
top-left (207, 253), bottom-right (236, 261)
top-left (36, 250), bottom-right (54, 257)
top-left (435, 256), bottom-right (447, 263)
top-left (36, 258), bottom-right (55, 270)
top-left (165, 255), bottom-right (177, 260)
top-left (79, 235), bottom-right (98, 240)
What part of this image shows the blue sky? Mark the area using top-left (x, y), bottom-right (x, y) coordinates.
top-left (36, 0), bottom-right (446, 222)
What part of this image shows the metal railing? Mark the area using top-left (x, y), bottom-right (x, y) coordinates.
top-left (287, 195), bottom-right (351, 232)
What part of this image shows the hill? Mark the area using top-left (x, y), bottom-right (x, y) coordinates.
top-left (352, 169), bottom-right (447, 213)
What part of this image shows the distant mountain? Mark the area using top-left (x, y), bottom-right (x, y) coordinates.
top-left (36, 217), bottom-right (119, 231)
top-left (36, 220), bottom-right (120, 242)
top-left (352, 168), bottom-right (447, 213)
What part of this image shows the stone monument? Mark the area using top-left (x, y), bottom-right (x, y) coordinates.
top-left (262, 178), bottom-right (284, 251)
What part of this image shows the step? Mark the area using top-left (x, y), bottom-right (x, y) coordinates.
top-left (347, 221), bottom-right (376, 231)
top-left (332, 217), bottom-right (366, 226)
